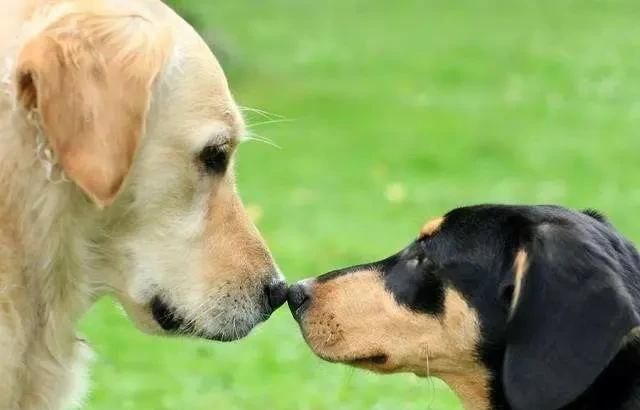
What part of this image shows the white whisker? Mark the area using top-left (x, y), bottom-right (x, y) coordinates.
top-left (243, 133), bottom-right (282, 150)
top-left (246, 118), bottom-right (294, 128)
top-left (239, 105), bottom-right (285, 120)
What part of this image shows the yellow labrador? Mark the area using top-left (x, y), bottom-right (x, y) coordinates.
top-left (0, 1), bottom-right (287, 409)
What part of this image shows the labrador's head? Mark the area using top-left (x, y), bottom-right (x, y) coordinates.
top-left (289, 205), bottom-right (640, 409)
top-left (11, 1), bottom-right (285, 341)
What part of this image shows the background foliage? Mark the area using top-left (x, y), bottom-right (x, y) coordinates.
top-left (83, 1), bottom-right (640, 409)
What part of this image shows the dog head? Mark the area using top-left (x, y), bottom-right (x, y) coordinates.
top-left (289, 205), bottom-right (640, 409)
top-left (10, 1), bottom-right (286, 341)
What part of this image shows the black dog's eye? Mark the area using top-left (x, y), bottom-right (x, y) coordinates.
top-left (198, 144), bottom-right (229, 174)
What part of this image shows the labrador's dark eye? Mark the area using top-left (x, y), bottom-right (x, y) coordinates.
top-left (198, 144), bottom-right (229, 174)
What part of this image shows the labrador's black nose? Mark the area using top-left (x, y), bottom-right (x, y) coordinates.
top-left (287, 281), bottom-right (312, 320)
top-left (265, 280), bottom-right (288, 313)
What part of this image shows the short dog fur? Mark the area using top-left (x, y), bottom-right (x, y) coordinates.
top-left (289, 205), bottom-right (640, 410)
top-left (0, 1), bottom-right (287, 409)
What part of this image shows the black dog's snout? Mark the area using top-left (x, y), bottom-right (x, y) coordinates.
top-left (287, 281), bottom-right (312, 319)
top-left (265, 280), bottom-right (288, 312)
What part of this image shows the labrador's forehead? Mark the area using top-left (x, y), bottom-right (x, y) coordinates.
top-left (158, 38), bottom-right (245, 149)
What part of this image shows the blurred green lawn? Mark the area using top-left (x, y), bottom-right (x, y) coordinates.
top-left (82, 1), bottom-right (640, 409)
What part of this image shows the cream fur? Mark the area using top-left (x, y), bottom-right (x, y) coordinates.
top-left (0, 1), bottom-right (280, 409)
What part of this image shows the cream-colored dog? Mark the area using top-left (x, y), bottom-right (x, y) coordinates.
top-left (0, 1), bottom-right (288, 409)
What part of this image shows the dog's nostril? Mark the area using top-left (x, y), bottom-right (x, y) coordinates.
top-left (287, 281), bottom-right (312, 319)
top-left (266, 280), bottom-right (288, 312)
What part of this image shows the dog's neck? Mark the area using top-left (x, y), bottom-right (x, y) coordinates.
top-left (0, 109), bottom-right (104, 409)
top-left (1, 110), bottom-right (96, 305)
top-left (485, 340), bottom-right (640, 410)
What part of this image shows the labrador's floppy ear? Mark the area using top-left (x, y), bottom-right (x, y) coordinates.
top-left (15, 13), bottom-right (168, 207)
top-left (503, 223), bottom-right (640, 410)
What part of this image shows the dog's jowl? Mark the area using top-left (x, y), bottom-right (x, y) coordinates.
top-left (289, 205), bottom-right (640, 410)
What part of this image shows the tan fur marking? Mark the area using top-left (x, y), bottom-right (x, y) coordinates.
top-left (419, 216), bottom-right (445, 239)
top-left (511, 249), bottom-right (529, 314)
top-left (302, 270), bottom-right (490, 410)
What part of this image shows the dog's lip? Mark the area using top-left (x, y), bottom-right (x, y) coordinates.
top-left (149, 296), bottom-right (259, 342)
top-left (317, 351), bottom-right (389, 367)
top-left (150, 296), bottom-right (184, 332)
top-left (346, 354), bottom-right (389, 366)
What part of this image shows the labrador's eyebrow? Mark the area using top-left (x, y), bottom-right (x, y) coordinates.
top-left (193, 115), bottom-right (241, 152)
top-left (208, 131), bottom-right (232, 146)
top-left (203, 125), bottom-right (235, 148)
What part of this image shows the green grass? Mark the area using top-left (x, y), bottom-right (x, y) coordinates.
top-left (82, 1), bottom-right (640, 409)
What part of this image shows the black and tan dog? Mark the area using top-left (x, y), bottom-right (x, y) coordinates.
top-left (288, 205), bottom-right (640, 410)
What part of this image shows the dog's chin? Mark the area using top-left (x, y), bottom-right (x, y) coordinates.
top-left (149, 296), bottom-right (263, 342)
top-left (338, 353), bottom-right (396, 373)
top-left (309, 344), bottom-right (395, 373)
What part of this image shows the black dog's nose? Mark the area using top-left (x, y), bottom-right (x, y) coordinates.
top-left (266, 280), bottom-right (288, 312)
top-left (287, 281), bottom-right (312, 319)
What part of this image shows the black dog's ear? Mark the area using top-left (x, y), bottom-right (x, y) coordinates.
top-left (503, 223), bottom-right (639, 410)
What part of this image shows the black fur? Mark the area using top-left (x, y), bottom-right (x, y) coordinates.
top-left (381, 249), bottom-right (446, 315)
top-left (582, 208), bottom-right (608, 223)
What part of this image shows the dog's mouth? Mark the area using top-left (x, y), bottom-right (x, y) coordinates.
top-left (149, 296), bottom-right (258, 342)
top-left (347, 354), bottom-right (389, 366)
top-left (316, 350), bottom-right (390, 370)
top-left (151, 296), bottom-right (184, 332)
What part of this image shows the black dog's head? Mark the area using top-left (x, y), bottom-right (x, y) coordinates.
top-left (289, 205), bottom-right (640, 410)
